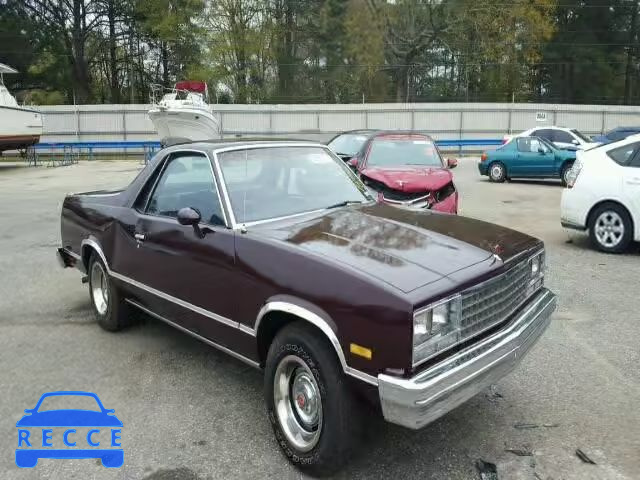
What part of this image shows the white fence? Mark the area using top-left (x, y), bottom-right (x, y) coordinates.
top-left (37, 102), bottom-right (640, 144)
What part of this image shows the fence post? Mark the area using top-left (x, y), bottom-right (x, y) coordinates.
top-left (507, 108), bottom-right (512, 134)
top-left (459, 110), bottom-right (464, 156)
top-left (122, 109), bottom-right (127, 141)
top-left (364, 109), bottom-right (369, 129)
top-left (411, 109), bottom-right (415, 131)
top-left (76, 106), bottom-right (80, 142)
top-left (269, 109), bottom-right (273, 134)
top-left (601, 110), bottom-right (606, 134)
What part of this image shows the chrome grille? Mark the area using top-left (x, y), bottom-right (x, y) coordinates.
top-left (459, 259), bottom-right (531, 340)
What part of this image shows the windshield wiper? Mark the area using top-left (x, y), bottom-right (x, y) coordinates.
top-left (325, 200), bottom-right (365, 209)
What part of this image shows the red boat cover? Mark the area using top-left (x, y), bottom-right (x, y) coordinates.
top-left (175, 81), bottom-right (207, 94)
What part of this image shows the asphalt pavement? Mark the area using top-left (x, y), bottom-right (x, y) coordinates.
top-left (0, 158), bottom-right (638, 480)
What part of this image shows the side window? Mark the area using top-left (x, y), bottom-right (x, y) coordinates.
top-left (146, 153), bottom-right (225, 226)
top-left (134, 158), bottom-right (165, 211)
top-left (529, 138), bottom-right (546, 153)
top-left (536, 129), bottom-right (553, 141)
top-left (606, 142), bottom-right (640, 166)
top-left (553, 130), bottom-right (574, 144)
top-left (517, 138), bottom-right (531, 152)
top-left (629, 151), bottom-right (640, 168)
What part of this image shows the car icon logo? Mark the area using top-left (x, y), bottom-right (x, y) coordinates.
top-left (16, 391), bottom-right (123, 468)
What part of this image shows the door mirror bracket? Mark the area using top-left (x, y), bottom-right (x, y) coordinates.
top-left (177, 207), bottom-right (205, 238)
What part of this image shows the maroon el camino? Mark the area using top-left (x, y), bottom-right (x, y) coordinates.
top-left (328, 130), bottom-right (459, 213)
top-left (57, 139), bottom-right (556, 476)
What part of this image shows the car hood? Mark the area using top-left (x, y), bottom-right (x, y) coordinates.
top-left (16, 410), bottom-right (123, 427)
top-left (256, 203), bottom-right (541, 293)
top-left (360, 166), bottom-right (452, 191)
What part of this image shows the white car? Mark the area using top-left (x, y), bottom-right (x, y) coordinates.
top-left (561, 135), bottom-right (640, 253)
top-left (504, 126), bottom-right (600, 150)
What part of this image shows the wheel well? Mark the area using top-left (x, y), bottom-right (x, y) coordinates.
top-left (256, 311), bottom-right (339, 367)
top-left (488, 160), bottom-right (506, 171)
top-left (81, 244), bottom-right (95, 270)
top-left (560, 159), bottom-right (574, 172)
top-left (587, 200), bottom-right (634, 231)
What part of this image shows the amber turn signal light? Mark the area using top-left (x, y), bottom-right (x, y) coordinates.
top-left (350, 343), bottom-right (372, 360)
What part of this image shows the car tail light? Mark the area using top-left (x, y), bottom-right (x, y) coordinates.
top-left (481, 153), bottom-right (488, 162)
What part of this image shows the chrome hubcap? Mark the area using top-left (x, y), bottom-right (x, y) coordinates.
top-left (90, 262), bottom-right (109, 315)
top-left (491, 165), bottom-right (503, 179)
top-left (273, 355), bottom-right (322, 452)
top-left (595, 211), bottom-right (624, 248)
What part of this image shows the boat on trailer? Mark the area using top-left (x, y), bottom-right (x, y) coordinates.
top-left (148, 81), bottom-right (221, 145)
top-left (0, 63), bottom-right (43, 154)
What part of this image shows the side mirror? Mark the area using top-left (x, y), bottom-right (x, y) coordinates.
top-left (348, 157), bottom-right (358, 170)
top-left (177, 207), bottom-right (204, 238)
top-left (538, 147), bottom-right (546, 154)
top-left (446, 158), bottom-right (458, 169)
top-left (571, 139), bottom-right (579, 145)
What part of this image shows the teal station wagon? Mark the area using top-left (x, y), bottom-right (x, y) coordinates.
top-left (479, 136), bottom-right (577, 186)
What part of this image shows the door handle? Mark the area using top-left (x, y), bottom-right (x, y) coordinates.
top-left (134, 233), bottom-right (146, 242)
top-left (626, 178), bottom-right (640, 185)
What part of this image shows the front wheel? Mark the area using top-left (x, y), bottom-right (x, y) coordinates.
top-left (264, 323), bottom-right (361, 476)
top-left (588, 203), bottom-right (633, 253)
top-left (560, 162), bottom-right (574, 187)
top-left (488, 162), bottom-right (506, 183)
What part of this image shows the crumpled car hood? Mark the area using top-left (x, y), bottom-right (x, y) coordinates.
top-left (255, 203), bottom-right (541, 293)
top-left (360, 166), bottom-right (453, 192)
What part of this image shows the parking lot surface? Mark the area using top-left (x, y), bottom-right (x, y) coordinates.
top-left (0, 159), bottom-right (638, 480)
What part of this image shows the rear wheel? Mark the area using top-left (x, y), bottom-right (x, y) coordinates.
top-left (264, 323), bottom-right (361, 476)
top-left (488, 162), bottom-right (506, 183)
top-left (588, 203), bottom-right (633, 253)
top-left (88, 253), bottom-right (131, 331)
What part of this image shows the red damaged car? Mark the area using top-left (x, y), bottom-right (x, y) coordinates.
top-left (330, 131), bottom-right (459, 214)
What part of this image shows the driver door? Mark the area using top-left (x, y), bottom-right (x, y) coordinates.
top-left (115, 150), bottom-right (241, 346)
top-left (514, 137), bottom-right (554, 176)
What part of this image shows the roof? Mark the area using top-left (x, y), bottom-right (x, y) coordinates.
top-left (373, 130), bottom-right (435, 140)
top-left (0, 63), bottom-right (18, 74)
top-left (162, 138), bottom-right (323, 152)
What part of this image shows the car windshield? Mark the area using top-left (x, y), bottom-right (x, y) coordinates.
top-left (571, 129), bottom-right (591, 143)
top-left (218, 146), bottom-right (372, 224)
top-left (37, 395), bottom-right (102, 412)
top-left (367, 137), bottom-right (443, 167)
top-left (327, 133), bottom-right (370, 156)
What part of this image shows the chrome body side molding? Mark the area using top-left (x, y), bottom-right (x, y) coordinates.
top-left (81, 238), bottom-right (379, 386)
top-left (125, 299), bottom-right (260, 369)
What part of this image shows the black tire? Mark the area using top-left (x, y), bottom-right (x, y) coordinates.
top-left (88, 253), bottom-right (131, 331)
top-left (560, 161), bottom-right (574, 187)
top-left (488, 162), bottom-right (507, 183)
top-left (264, 322), bottom-right (361, 476)
top-left (588, 203), bottom-right (633, 254)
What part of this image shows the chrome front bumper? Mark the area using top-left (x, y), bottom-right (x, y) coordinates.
top-left (378, 288), bottom-right (556, 429)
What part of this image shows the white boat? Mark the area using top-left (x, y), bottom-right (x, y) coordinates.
top-left (0, 63), bottom-right (43, 153)
top-left (148, 81), bottom-right (221, 144)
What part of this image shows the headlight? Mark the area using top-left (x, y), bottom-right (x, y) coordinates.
top-left (413, 295), bottom-right (461, 367)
